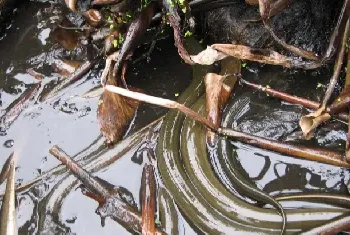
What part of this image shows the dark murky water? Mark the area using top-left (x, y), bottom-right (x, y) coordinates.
top-left (0, 1), bottom-right (349, 234)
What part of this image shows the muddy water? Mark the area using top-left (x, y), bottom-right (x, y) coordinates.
top-left (0, 1), bottom-right (349, 235)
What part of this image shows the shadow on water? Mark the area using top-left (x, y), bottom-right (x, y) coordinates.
top-left (0, 1), bottom-right (349, 235)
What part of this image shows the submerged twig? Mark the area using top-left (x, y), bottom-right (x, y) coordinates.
top-left (49, 145), bottom-right (144, 234)
top-left (42, 60), bottom-right (97, 101)
top-left (0, 152), bottom-right (17, 235)
top-left (0, 82), bottom-right (41, 132)
top-left (49, 145), bottom-right (110, 198)
top-left (0, 117), bottom-right (162, 198)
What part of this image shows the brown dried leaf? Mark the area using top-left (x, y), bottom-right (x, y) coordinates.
top-left (299, 106), bottom-right (331, 140)
top-left (212, 44), bottom-right (294, 67)
top-left (190, 46), bottom-right (228, 65)
top-left (205, 73), bottom-right (226, 128)
top-left (50, 19), bottom-right (81, 50)
top-left (83, 9), bottom-right (102, 27)
top-left (97, 72), bottom-right (139, 144)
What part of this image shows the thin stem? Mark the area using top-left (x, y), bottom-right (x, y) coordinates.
top-left (239, 78), bottom-right (349, 121)
top-left (218, 127), bottom-right (350, 168)
top-left (104, 85), bottom-right (217, 130)
top-left (322, 20), bottom-right (350, 107)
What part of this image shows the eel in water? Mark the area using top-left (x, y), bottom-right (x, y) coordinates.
top-left (156, 37), bottom-right (349, 234)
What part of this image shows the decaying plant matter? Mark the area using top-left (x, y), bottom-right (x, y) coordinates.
top-left (3, 0), bottom-right (350, 234)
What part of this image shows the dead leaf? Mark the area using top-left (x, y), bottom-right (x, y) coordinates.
top-left (299, 106), bottom-right (331, 140)
top-left (212, 44), bottom-right (294, 67)
top-left (205, 73), bottom-right (225, 127)
top-left (83, 9), bottom-right (102, 27)
top-left (97, 66), bottom-right (139, 144)
top-left (50, 18), bottom-right (82, 50)
top-left (190, 46), bottom-right (228, 65)
top-left (204, 58), bottom-right (241, 144)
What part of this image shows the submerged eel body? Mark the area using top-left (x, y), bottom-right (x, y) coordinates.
top-left (156, 38), bottom-right (348, 234)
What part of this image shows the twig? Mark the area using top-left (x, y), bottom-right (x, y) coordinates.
top-left (345, 36), bottom-right (350, 162)
top-left (0, 82), bottom-right (41, 132)
top-left (49, 145), bottom-right (110, 198)
top-left (259, 0), bottom-right (319, 61)
top-left (49, 145), bottom-right (145, 234)
top-left (239, 78), bottom-right (349, 121)
top-left (297, 20), bottom-right (350, 139)
top-left (321, 0), bottom-right (350, 63)
top-left (218, 127), bottom-right (350, 168)
top-left (322, 20), bottom-right (350, 107)
top-left (42, 59), bottom-right (97, 101)
top-left (141, 162), bottom-right (156, 235)
top-left (300, 213), bottom-right (350, 235)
